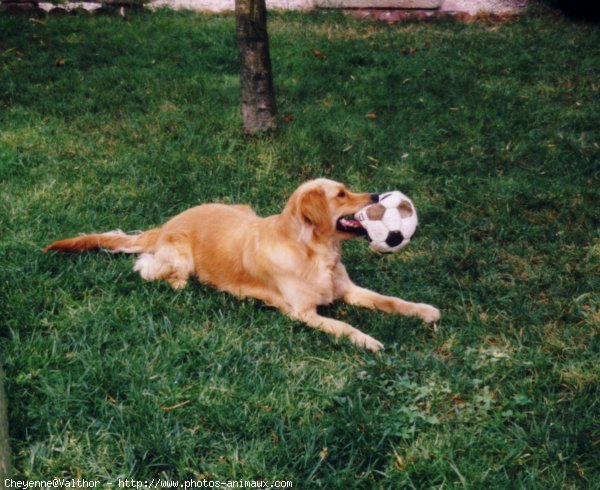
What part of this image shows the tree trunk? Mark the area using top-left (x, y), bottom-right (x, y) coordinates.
top-left (235, 0), bottom-right (278, 135)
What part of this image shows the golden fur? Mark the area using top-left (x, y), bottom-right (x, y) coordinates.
top-left (45, 179), bottom-right (440, 352)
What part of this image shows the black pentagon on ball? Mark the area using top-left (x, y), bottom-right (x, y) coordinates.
top-left (385, 231), bottom-right (404, 248)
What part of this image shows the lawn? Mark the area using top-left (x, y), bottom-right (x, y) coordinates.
top-left (1, 6), bottom-right (599, 487)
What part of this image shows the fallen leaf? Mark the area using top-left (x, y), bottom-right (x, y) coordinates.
top-left (451, 393), bottom-right (466, 405)
top-left (365, 112), bottom-right (377, 120)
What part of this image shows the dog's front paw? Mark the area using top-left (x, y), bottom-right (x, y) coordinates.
top-left (350, 331), bottom-right (384, 353)
top-left (417, 304), bottom-right (441, 323)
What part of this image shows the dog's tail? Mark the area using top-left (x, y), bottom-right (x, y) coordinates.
top-left (44, 228), bottom-right (161, 254)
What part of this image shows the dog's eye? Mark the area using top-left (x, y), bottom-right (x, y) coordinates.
top-left (337, 190), bottom-right (346, 198)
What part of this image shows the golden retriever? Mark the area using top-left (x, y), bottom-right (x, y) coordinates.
top-left (45, 179), bottom-right (440, 352)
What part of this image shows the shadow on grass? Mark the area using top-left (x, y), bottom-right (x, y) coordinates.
top-left (0, 366), bottom-right (12, 479)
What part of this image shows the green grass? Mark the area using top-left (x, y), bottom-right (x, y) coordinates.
top-left (1, 7), bottom-right (599, 487)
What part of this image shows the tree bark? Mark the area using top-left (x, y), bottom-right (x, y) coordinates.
top-left (235, 0), bottom-right (278, 135)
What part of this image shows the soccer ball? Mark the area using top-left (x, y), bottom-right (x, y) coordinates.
top-left (354, 190), bottom-right (418, 253)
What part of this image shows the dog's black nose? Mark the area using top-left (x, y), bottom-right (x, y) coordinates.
top-left (370, 193), bottom-right (380, 203)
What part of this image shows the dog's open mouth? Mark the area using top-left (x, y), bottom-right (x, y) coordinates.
top-left (336, 215), bottom-right (366, 235)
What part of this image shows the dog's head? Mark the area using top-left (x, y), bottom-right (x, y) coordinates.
top-left (283, 179), bottom-right (378, 241)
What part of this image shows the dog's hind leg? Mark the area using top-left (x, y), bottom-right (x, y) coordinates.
top-left (134, 236), bottom-right (194, 290)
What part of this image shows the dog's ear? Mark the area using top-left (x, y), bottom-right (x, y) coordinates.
top-left (299, 188), bottom-right (331, 236)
